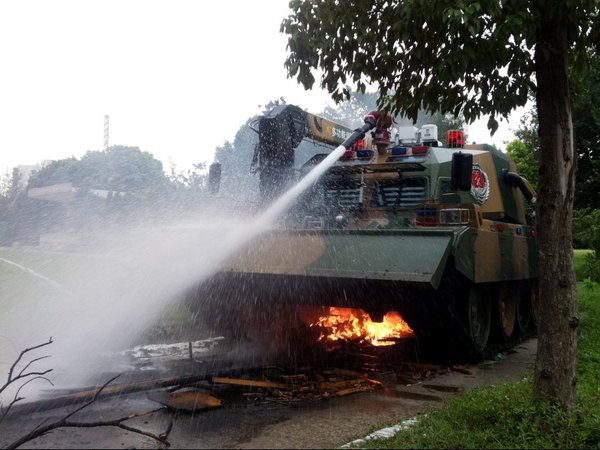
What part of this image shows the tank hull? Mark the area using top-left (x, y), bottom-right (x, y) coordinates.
top-left (198, 111), bottom-right (539, 360)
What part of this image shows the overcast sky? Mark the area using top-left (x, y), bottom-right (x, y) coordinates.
top-left (0, 0), bottom-right (525, 175)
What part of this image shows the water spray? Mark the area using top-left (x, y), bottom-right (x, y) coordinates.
top-left (0, 113), bottom-right (379, 398)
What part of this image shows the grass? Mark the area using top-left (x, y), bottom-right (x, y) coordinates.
top-left (574, 249), bottom-right (595, 281)
top-left (0, 246), bottom-right (199, 344)
top-left (359, 258), bottom-right (600, 449)
top-left (0, 247), bottom-right (109, 310)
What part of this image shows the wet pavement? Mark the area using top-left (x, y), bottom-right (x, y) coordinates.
top-left (0, 338), bottom-right (537, 449)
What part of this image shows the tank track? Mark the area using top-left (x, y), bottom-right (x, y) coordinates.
top-left (482, 325), bottom-right (537, 361)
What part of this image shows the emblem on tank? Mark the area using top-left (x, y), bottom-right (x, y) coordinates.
top-left (470, 164), bottom-right (490, 203)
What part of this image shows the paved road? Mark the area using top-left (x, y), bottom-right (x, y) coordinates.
top-left (0, 339), bottom-right (536, 449)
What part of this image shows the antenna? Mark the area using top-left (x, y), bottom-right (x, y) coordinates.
top-left (103, 115), bottom-right (109, 149)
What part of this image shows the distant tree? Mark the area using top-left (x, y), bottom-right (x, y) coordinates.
top-left (514, 107), bottom-right (540, 160)
top-left (27, 158), bottom-right (80, 188)
top-left (167, 161), bottom-right (207, 191)
top-left (506, 139), bottom-right (539, 188)
top-left (0, 169), bottom-right (21, 244)
top-left (423, 111), bottom-right (467, 145)
top-left (8, 193), bottom-right (66, 245)
top-left (77, 146), bottom-right (169, 193)
top-left (511, 53), bottom-right (600, 209)
top-left (22, 146), bottom-right (177, 230)
top-left (213, 118), bottom-right (260, 202)
top-left (163, 161), bottom-right (210, 212)
top-left (0, 168), bottom-right (23, 201)
top-left (320, 91), bottom-right (379, 128)
top-left (571, 52), bottom-right (600, 210)
top-left (28, 147), bottom-right (169, 195)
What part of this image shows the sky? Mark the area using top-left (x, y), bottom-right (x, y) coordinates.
top-left (0, 0), bottom-right (527, 175)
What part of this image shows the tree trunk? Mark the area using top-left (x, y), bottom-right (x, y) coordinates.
top-left (533, 3), bottom-right (579, 408)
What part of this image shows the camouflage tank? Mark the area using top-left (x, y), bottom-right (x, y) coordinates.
top-left (194, 105), bottom-right (539, 359)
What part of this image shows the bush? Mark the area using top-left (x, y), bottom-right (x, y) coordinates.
top-left (573, 209), bottom-right (600, 281)
top-left (582, 254), bottom-right (600, 283)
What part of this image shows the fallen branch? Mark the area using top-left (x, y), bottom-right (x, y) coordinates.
top-left (6, 408), bottom-right (171, 449)
top-left (5, 375), bottom-right (173, 449)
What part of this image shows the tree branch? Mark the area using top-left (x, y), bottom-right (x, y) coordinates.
top-left (0, 376), bottom-right (54, 425)
top-left (17, 355), bottom-right (51, 378)
top-left (0, 337), bottom-right (53, 396)
top-left (6, 408), bottom-right (171, 449)
top-left (4, 374), bottom-right (173, 449)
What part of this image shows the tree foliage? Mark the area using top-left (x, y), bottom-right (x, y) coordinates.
top-left (572, 52), bottom-right (600, 209)
top-left (213, 118), bottom-right (260, 202)
top-left (284, 1), bottom-right (523, 131)
top-left (27, 158), bottom-right (80, 189)
top-left (28, 146), bottom-right (169, 194)
top-left (320, 91), bottom-right (379, 128)
top-left (506, 139), bottom-right (539, 188)
top-left (514, 107), bottom-right (540, 158)
top-left (282, 0), bottom-right (597, 133)
top-left (509, 52), bottom-right (600, 209)
top-left (167, 162), bottom-right (207, 191)
top-left (0, 168), bottom-right (65, 245)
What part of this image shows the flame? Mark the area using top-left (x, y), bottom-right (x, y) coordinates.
top-left (311, 307), bottom-right (414, 346)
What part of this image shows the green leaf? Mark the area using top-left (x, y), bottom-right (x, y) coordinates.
top-left (487, 115), bottom-right (499, 134)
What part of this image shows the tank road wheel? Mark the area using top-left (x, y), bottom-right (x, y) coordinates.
top-left (495, 282), bottom-right (517, 341)
top-left (516, 281), bottom-right (532, 334)
top-left (465, 285), bottom-right (492, 353)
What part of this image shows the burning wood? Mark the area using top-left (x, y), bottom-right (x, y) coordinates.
top-left (309, 308), bottom-right (414, 347)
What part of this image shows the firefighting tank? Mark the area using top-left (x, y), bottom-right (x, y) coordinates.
top-left (192, 104), bottom-right (539, 360)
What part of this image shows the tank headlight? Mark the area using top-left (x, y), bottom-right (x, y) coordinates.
top-left (439, 208), bottom-right (470, 225)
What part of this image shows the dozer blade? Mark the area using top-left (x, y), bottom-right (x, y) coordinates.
top-left (187, 229), bottom-right (454, 322)
top-left (223, 229), bottom-right (453, 289)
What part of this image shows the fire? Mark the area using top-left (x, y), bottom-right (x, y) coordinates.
top-left (311, 307), bottom-right (414, 346)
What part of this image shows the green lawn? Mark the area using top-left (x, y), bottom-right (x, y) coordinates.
top-left (0, 247), bottom-right (141, 336)
top-left (359, 257), bottom-right (600, 449)
top-left (575, 249), bottom-right (598, 282)
top-left (0, 247), bottom-right (199, 344)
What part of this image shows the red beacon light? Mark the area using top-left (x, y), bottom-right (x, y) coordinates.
top-left (340, 149), bottom-right (355, 160)
top-left (411, 145), bottom-right (428, 155)
top-left (448, 130), bottom-right (464, 148)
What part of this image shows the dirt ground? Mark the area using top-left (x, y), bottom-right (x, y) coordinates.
top-left (0, 338), bottom-right (537, 449)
